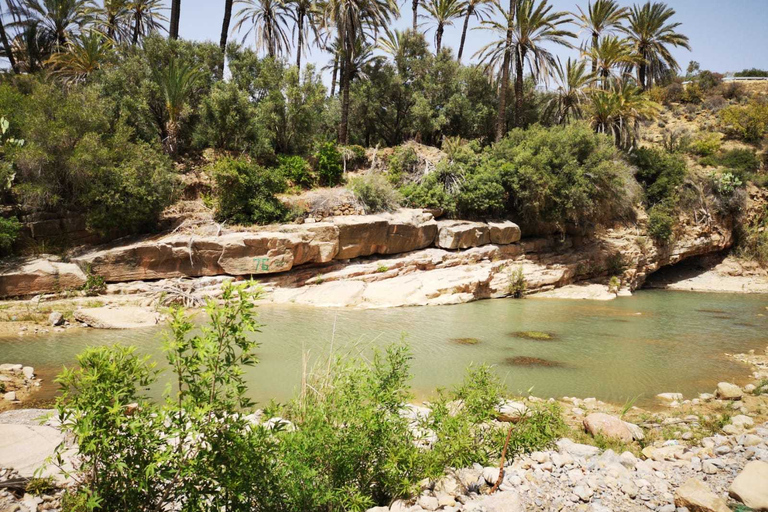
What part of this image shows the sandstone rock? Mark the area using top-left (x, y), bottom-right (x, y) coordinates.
top-left (0, 258), bottom-right (86, 298)
top-left (730, 415), bottom-right (754, 429)
top-left (556, 438), bottom-right (600, 458)
top-left (715, 382), bottom-right (743, 400)
top-left (642, 445), bottom-right (685, 461)
top-left (583, 413), bottom-right (634, 443)
top-left (674, 478), bottom-right (730, 512)
top-left (496, 400), bottom-right (528, 422)
top-left (0, 425), bottom-right (70, 479)
top-left (74, 306), bottom-right (161, 329)
top-left (3, 391), bottom-right (16, 401)
top-left (21, 367), bottom-right (34, 380)
top-left (436, 221), bottom-right (490, 250)
top-left (623, 421), bottom-right (644, 441)
top-left (48, 311), bottom-right (64, 326)
top-left (487, 221), bottom-right (521, 245)
top-left (0, 364), bottom-right (22, 372)
top-left (334, 210), bottom-right (436, 259)
top-left (464, 491), bottom-right (521, 512)
top-left (417, 495), bottom-right (439, 511)
top-left (657, 393), bottom-right (683, 402)
top-left (729, 461), bottom-right (768, 510)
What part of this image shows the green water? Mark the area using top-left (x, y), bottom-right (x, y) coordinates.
top-left (1, 290), bottom-right (767, 407)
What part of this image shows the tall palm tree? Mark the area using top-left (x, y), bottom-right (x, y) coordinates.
top-left (411, 0), bottom-right (418, 31)
top-left (474, 0), bottom-right (514, 141)
top-left (0, 6), bottom-right (20, 73)
top-left (220, 0), bottom-right (234, 50)
top-left (573, 0), bottom-right (626, 72)
top-left (86, 0), bottom-right (130, 41)
top-left (233, 0), bottom-right (291, 59)
top-left (10, 21), bottom-right (55, 71)
top-left (456, 0), bottom-right (491, 61)
top-left (287, 0), bottom-right (317, 69)
top-left (14, 0), bottom-right (89, 47)
top-left (588, 78), bottom-right (659, 149)
top-left (320, 0), bottom-right (398, 143)
top-left (509, 0), bottom-right (573, 127)
top-left (584, 34), bottom-right (636, 88)
top-left (47, 29), bottom-right (112, 82)
top-left (624, 1), bottom-right (689, 90)
top-left (128, 0), bottom-right (167, 45)
top-left (153, 57), bottom-right (203, 154)
top-left (547, 57), bottom-right (592, 124)
top-left (421, 0), bottom-right (464, 54)
top-left (169, 0), bottom-right (180, 39)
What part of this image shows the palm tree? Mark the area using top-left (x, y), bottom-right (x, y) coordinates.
top-left (47, 30), bottom-right (112, 82)
top-left (421, 0), bottom-right (464, 54)
top-left (128, 0), bottom-right (167, 45)
top-left (86, 0), bottom-right (130, 41)
top-left (509, 0), bottom-right (573, 127)
top-left (588, 78), bottom-right (659, 149)
top-left (14, 0), bottom-right (89, 47)
top-left (287, 0), bottom-right (318, 69)
top-left (233, 0), bottom-right (291, 59)
top-left (9, 21), bottom-right (55, 71)
top-left (573, 0), bottom-right (626, 72)
top-left (624, 1), bottom-right (690, 90)
top-left (456, 0), bottom-right (492, 61)
top-left (220, 0), bottom-right (234, 50)
top-left (320, 0), bottom-right (398, 143)
top-left (169, 0), bottom-right (180, 39)
top-left (411, 0), bottom-right (418, 31)
top-left (584, 34), bottom-right (636, 88)
top-left (152, 57), bottom-right (203, 154)
top-left (0, 6), bottom-right (20, 73)
top-left (377, 27), bottom-right (404, 59)
top-left (547, 57), bottom-right (593, 124)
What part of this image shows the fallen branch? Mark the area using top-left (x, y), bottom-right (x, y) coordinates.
top-left (490, 422), bottom-right (514, 493)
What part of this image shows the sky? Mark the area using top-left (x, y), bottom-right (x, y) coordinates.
top-left (170, 0), bottom-right (768, 84)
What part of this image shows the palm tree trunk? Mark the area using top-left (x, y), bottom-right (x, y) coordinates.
top-left (591, 32), bottom-right (597, 74)
top-left (496, 0), bottom-right (515, 141)
top-left (296, 9), bottom-right (304, 69)
top-left (638, 61), bottom-right (646, 90)
top-left (412, 0), bottom-right (418, 31)
top-left (132, 10), bottom-right (141, 45)
top-left (0, 16), bottom-right (18, 74)
top-left (338, 53), bottom-right (351, 144)
top-left (330, 54), bottom-right (338, 96)
top-left (435, 24), bottom-right (443, 54)
top-left (514, 48), bottom-right (525, 128)
top-left (220, 0), bottom-right (233, 51)
top-left (170, 0), bottom-right (181, 40)
top-left (457, 7), bottom-right (472, 62)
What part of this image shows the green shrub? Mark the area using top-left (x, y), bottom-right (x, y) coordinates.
top-left (507, 266), bottom-right (527, 298)
top-left (719, 148), bottom-right (761, 176)
top-left (710, 170), bottom-right (743, 196)
top-left (680, 83), bottom-right (703, 104)
top-left (738, 207), bottom-right (768, 266)
top-left (349, 174), bottom-right (401, 213)
top-left (340, 144), bottom-right (368, 171)
top-left (277, 154), bottom-right (315, 188)
top-left (314, 141), bottom-right (343, 186)
top-left (0, 216), bottom-right (20, 255)
top-left (688, 133), bottom-right (722, 157)
top-left (456, 167), bottom-right (506, 218)
top-left (211, 156), bottom-right (290, 225)
top-left (648, 202), bottom-right (676, 242)
top-left (387, 145), bottom-right (419, 185)
top-left (734, 68), bottom-right (768, 78)
top-left (631, 148), bottom-right (688, 206)
top-left (719, 101), bottom-right (768, 143)
top-left (400, 164), bottom-right (459, 216)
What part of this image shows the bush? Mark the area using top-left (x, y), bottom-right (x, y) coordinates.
top-left (314, 141), bottom-right (343, 186)
top-left (734, 69), bottom-right (768, 78)
top-left (211, 156), bottom-right (291, 225)
top-left (738, 207), bottom-right (768, 266)
top-left (719, 82), bottom-right (744, 101)
top-left (0, 216), bottom-right (20, 255)
top-left (456, 167), bottom-right (506, 218)
top-left (400, 169), bottom-right (457, 216)
top-left (648, 202), bottom-right (676, 242)
top-left (631, 148), bottom-right (688, 207)
top-left (710, 170), bottom-right (743, 196)
top-left (680, 83), bottom-right (703, 104)
top-left (277, 154), bottom-right (315, 189)
top-left (349, 174), bottom-right (401, 213)
top-left (340, 145), bottom-right (368, 171)
top-left (688, 133), bottom-right (722, 157)
top-left (387, 145), bottom-right (419, 185)
top-left (719, 101), bottom-right (768, 143)
top-left (718, 148), bottom-right (761, 175)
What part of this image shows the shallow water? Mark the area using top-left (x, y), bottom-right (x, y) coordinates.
top-left (1, 290), bottom-right (767, 407)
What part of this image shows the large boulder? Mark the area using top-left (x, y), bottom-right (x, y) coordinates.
top-left (715, 382), bottom-right (743, 400)
top-left (436, 221), bottom-right (490, 250)
top-left (0, 258), bottom-right (86, 298)
top-left (583, 413), bottom-right (634, 443)
top-left (496, 400), bottom-right (528, 422)
top-left (729, 461), bottom-right (768, 510)
top-left (333, 210), bottom-right (436, 259)
top-left (674, 478), bottom-right (730, 512)
top-left (487, 221), bottom-right (521, 245)
top-left (0, 424), bottom-right (69, 479)
top-left (74, 306), bottom-right (161, 329)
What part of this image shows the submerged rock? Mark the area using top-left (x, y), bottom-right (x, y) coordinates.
top-left (505, 356), bottom-right (565, 368)
top-left (509, 331), bottom-right (557, 341)
top-left (74, 306), bottom-right (161, 329)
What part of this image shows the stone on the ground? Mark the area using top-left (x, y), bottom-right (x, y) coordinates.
top-left (0, 363), bottom-right (22, 372)
top-left (21, 366), bottom-right (34, 380)
top-left (715, 382), bottom-right (743, 400)
top-left (3, 391), bottom-right (16, 401)
top-left (657, 393), bottom-right (683, 401)
top-left (496, 400), bottom-right (528, 422)
top-left (436, 221), bottom-right (490, 250)
top-left (74, 306), bottom-right (161, 329)
top-left (583, 413), bottom-right (634, 443)
top-left (0, 424), bottom-right (71, 479)
top-left (464, 491), bottom-right (521, 512)
top-left (674, 478), bottom-right (730, 512)
top-left (730, 415), bottom-right (754, 429)
top-left (487, 221), bottom-right (521, 245)
top-left (417, 495), bottom-right (439, 511)
top-left (729, 461), bottom-right (768, 510)
top-left (623, 421), bottom-right (644, 441)
top-left (48, 311), bottom-right (64, 326)
top-left (556, 438), bottom-right (600, 458)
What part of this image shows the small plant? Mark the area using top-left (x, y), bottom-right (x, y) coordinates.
top-left (507, 266), bottom-right (527, 298)
top-left (26, 477), bottom-right (57, 496)
top-left (688, 132), bottom-right (721, 157)
top-left (386, 145), bottom-right (418, 185)
top-left (753, 379), bottom-right (768, 396)
top-left (710, 170), bottom-right (743, 196)
top-left (648, 203), bottom-right (676, 242)
top-left (0, 216), bottom-right (20, 256)
top-left (350, 174), bottom-right (402, 213)
top-left (620, 394), bottom-right (641, 419)
top-left (314, 141), bottom-right (343, 186)
top-left (81, 266), bottom-right (106, 296)
top-left (376, 264), bottom-right (389, 273)
top-left (608, 276), bottom-right (621, 295)
top-left (605, 253), bottom-right (626, 276)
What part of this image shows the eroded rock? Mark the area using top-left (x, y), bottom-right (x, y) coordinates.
top-left (729, 461), bottom-right (768, 510)
top-left (0, 258), bottom-right (86, 298)
top-left (436, 221), bottom-right (490, 250)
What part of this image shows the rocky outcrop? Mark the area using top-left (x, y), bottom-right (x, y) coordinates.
top-left (0, 258), bottom-right (86, 298)
top-left (334, 210), bottom-right (437, 259)
top-left (436, 221), bottom-right (490, 250)
top-left (73, 306), bottom-right (162, 329)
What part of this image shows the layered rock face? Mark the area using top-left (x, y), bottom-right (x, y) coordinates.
top-left (0, 259), bottom-right (85, 298)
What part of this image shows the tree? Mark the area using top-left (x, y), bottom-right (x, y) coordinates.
top-left (584, 34), bottom-right (636, 88)
top-left (287, 0), bottom-right (317, 69)
top-left (547, 57), bottom-right (592, 124)
top-left (14, 0), bottom-right (89, 46)
top-left (456, 0), bottom-right (492, 61)
top-left (0, 5), bottom-right (20, 73)
top-left (588, 78), bottom-right (660, 149)
top-left (87, 0), bottom-right (131, 41)
top-left (421, 0), bottom-right (465, 54)
top-left (320, 0), bottom-right (399, 143)
top-left (233, 0), bottom-right (291, 58)
top-left (625, 1), bottom-right (690, 90)
top-left (152, 57), bottom-right (203, 154)
top-left (573, 0), bottom-right (626, 73)
top-left (47, 29), bottom-right (113, 82)
top-left (128, 0), bottom-right (167, 45)
top-left (509, 0), bottom-right (573, 127)
top-left (169, 0), bottom-right (180, 39)
top-left (220, 0), bottom-right (234, 50)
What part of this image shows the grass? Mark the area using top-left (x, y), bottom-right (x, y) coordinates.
top-left (26, 477), bottom-right (57, 496)
top-left (376, 264), bottom-right (389, 273)
top-left (509, 331), bottom-right (557, 341)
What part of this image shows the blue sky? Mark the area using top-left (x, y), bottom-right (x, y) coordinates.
top-left (172, 0), bottom-right (768, 81)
